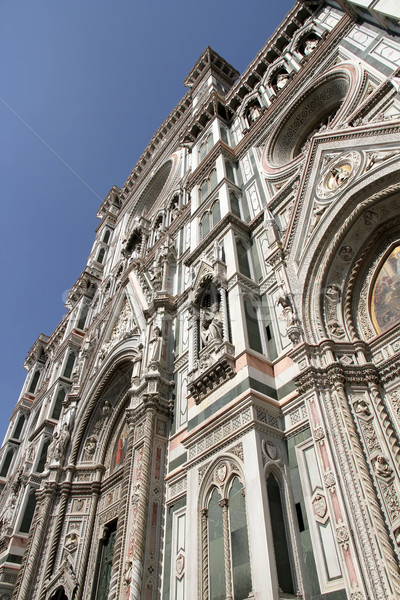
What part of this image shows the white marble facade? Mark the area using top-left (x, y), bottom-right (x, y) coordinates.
top-left (2, 2), bottom-right (400, 599)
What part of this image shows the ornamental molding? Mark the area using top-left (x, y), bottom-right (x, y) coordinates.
top-left (294, 361), bottom-right (379, 395)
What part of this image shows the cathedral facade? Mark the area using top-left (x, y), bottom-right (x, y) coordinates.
top-left (2, 1), bottom-right (400, 598)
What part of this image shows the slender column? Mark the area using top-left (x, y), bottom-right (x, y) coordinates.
top-left (14, 487), bottom-right (55, 600)
top-left (38, 480), bottom-right (72, 599)
top-left (220, 287), bottom-right (228, 343)
top-left (219, 498), bottom-right (233, 600)
top-left (129, 408), bottom-right (155, 600)
top-left (75, 480), bottom-right (101, 600)
top-left (201, 509), bottom-right (209, 600)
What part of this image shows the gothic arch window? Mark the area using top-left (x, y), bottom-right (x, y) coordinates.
top-left (19, 487), bottom-right (37, 533)
top-left (199, 169), bottom-right (218, 203)
top-left (97, 247), bottom-right (106, 264)
top-left (199, 132), bottom-right (214, 162)
top-left (236, 239), bottom-right (252, 279)
top-left (225, 161), bottom-right (236, 183)
top-left (266, 472), bottom-right (295, 595)
top-left (77, 301), bottom-right (89, 330)
top-left (200, 212), bottom-right (211, 240)
top-left (51, 386), bottom-right (67, 420)
top-left (230, 191), bottom-right (250, 223)
top-left (243, 295), bottom-right (263, 354)
top-left (200, 201), bottom-right (221, 240)
top-left (28, 369), bottom-right (41, 394)
top-left (35, 437), bottom-right (51, 473)
top-left (102, 228), bottom-right (111, 244)
top-left (370, 244), bottom-right (400, 334)
top-left (220, 125), bottom-right (229, 145)
top-left (49, 587), bottom-right (68, 600)
top-left (62, 352), bottom-right (76, 380)
top-left (0, 448), bottom-right (15, 478)
top-left (200, 463), bottom-right (252, 600)
top-left (12, 414), bottom-right (26, 439)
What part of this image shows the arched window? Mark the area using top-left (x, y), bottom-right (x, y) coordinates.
top-left (225, 161), bottom-right (235, 183)
top-left (267, 474), bottom-right (294, 594)
top-left (244, 297), bottom-right (263, 354)
top-left (36, 438), bottom-right (51, 473)
top-left (102, 229), bottom-right (111, 244)
top-left (211, 200), bottom-right (221, 228)
top-left (208, 488), bottom-right (225, 599)
top-left (230, 192), bottom-right (250, 222)
top-left (20, 488), bottom-right (37, 533)
top-left (49, 587), bottom-right (68, 600)
top-left (200, 180), bottom-right (209, 202)
top-left (236, 240), bottom-right (251, 279)
top-left (12, 414), bottom-right (26, 439)
top-left (63, 353), bottom-right (76, 379)
top-left (199, 168), bottom-right (218, 203)
top-left (28, 370), bottom-right (40, 394)
top-left (199, 133), bottom-right (214, 162)
top-left (77, 302), bottom-right (89, 330)
top-left (199, 141), bottom-right (208, 162)
top-left (97, 247), bottom-right (106, 264)
top-left (51, 387), bottom-right (67, 420)
top-left (210, 169), bottom-right (218, 190)
top-left (200, 212), bottom-right (211, 240)
top-left (0, 448), bottom-right (14, 477)
top-left (220, 126), bottom-right (229, 144)
top-left (203, 476), bottom-right (252, 600)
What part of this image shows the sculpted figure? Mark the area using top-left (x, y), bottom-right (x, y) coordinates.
top-left (304, 38), bottom-right (318, 55)
top-left (201, 303), bottom-right (223, 346)
top-left (247, 104), bottom-right (261, 124)
top-left (375, 455), bottom-right (393, 478)
top-left (278, 289), bottom-right (295, 329)
top-left (276, 72), bottom-right (289, 90)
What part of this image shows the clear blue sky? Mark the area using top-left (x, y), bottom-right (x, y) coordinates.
top-left (0, 0), bottom-right (295, 440)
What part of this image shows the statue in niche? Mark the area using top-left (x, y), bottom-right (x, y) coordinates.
top-left (200, 302), bottom-right (223, 346)
top-left (275, 71), bottom-right (289, 90)
top-left (149, 325), bottom-right (163, 370)
top-left (149, 258), bottom-right (164, 291)
top-left (0, 499), bottom-right (15, 532)
top-left (47, 422), bottom-right (70, 464)
top-left (169, 197), bottom-right (179, 223)
top-left (247, 103), bottom-right (261, 125)
top-left (153, 218), bottom-right (163, 242)
top-left (303, 37), bottom-right (319, 55)
top-left (84, 436), bottom-right (97, 457)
